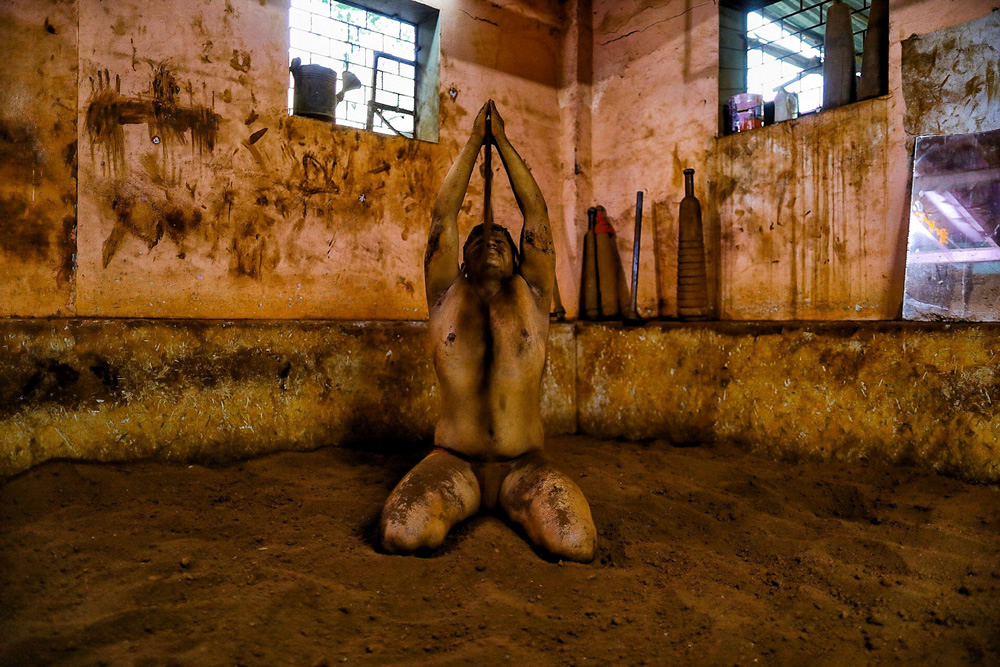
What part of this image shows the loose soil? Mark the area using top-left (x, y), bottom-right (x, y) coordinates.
top-left (2, 436), bottom-right (999, 664)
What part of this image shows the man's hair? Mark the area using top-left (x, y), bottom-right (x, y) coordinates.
top-left (462, 224), bottom-right (520, 273)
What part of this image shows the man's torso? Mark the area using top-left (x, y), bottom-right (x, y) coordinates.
top-left (428, 274), bottom-right (549, 460)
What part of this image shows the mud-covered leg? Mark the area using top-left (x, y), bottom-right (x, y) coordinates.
top-left (380, 449), bottom-right (481, 554)
top-left (499, 452), bottom-right (596, 562)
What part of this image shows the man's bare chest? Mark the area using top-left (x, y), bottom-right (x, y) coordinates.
top-left (430, 282), bottom-right (547, 371)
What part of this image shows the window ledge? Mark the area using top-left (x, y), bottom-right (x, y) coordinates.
top-left (719, 93), bottom-right (892, 142)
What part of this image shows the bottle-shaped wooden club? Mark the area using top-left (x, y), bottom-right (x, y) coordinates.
top-left (595, 206), bottom-right (628, 319)
top-left (677, 169), bottom-right (709, 320)
top-left (857, 0), bottom-right (888, 100)
top-left (823, 0), bottom-right (856, 109)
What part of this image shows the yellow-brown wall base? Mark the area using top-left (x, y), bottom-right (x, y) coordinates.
top-left (3, 320), bottom-right (998, 483)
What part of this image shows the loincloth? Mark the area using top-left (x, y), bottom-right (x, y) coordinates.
top-left (434, 447), bottom-right (543, 511)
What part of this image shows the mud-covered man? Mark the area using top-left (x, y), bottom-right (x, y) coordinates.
top-left (380, 101), bottom-right (596, 562)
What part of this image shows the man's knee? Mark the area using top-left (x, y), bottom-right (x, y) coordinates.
top-left (537, 512), bottom-right (597, 563)
top-left (380, 505), bottom-right (448, 554)
top-left (502, 467), bottom-right (598, 563)
top-left (379, 452), bottom-right (481, 555)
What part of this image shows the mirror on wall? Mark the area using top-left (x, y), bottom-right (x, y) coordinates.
top-left (902, 128), bottom-right (1000, 321)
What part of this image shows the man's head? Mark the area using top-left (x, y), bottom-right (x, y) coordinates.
top-left (462, 224), bottom-right (519, 281)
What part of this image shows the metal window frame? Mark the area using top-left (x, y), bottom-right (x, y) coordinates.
top-left (288, 0), bottom-right (418, 134)
top-left (366, 52), bottom-right (417, 137)
top-left (746, 0), bottom-right (871, 94)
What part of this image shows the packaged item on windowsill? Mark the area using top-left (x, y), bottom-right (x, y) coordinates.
top-left (728, 93), bottom-right (763, 133)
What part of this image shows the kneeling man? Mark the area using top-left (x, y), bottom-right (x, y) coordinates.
top-left (380, 101), bottom-right (596, 562)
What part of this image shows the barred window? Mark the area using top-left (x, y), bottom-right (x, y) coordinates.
top-left (289, 0), bottom-right (438, 139)
top-left (746, 0), bottom-right (871, 114)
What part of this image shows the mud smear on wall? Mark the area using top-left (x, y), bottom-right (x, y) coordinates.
top-left (230, 212), bottom-right (280, 280)
top-left (92, 111), bottom-right (442, 286)
top-left (0, 194), bottom-right (48, 260)
top-left (229, 49), bottom-right (252, 72)
top-left (8, 360), bottom-right (82, 416)
top-left (0, 121), bottom-right (45, 171)
top-left (85, 64), bottom-right (222, 174)
top-left (210, 183), bottom-right (267, 277)
top-left (0, 117), bottom-right (76, 288)
top-left (901, 13), bottom-right (1000, 139)
top-left (57, 213), bottom-right (78, 286)
top-left (83, 61), bottom-right (236, 269)
top-left (100, 180), bottom-right (211, 268)
top-left (272, 118), bottom-right (442, 267)
top-left (0, 331), bottom-right (312, 421)
top-left (437, 88), bottom-right (469, 151)
top-left (0, 123), bottom-right (44, 260)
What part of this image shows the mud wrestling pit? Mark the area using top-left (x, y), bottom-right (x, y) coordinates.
top-left (1, 434), bottom-right (998, 664)
top-left (4, 0), bottom-right (1000, 663)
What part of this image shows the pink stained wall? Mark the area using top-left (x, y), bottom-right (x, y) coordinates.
top-left (585, 0), bottom-right (999, 320)
top-left (589, 0), bottom-right (722, 319)
top-left (4, 0), bottom-right (575, 320)
top-left (3, 0), bottom-right (999, 321)
top-left (717, 97), bottom-right (895, 319)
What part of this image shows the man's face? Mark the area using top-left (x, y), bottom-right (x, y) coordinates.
top-left (465, 226), bottom-right (515, 281)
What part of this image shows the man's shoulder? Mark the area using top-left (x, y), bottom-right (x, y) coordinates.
top-left (428, 277), bottom-right (473, 315)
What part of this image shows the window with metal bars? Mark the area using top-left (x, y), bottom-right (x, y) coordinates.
top-left (746, 0), bottom-right (871, 113)
top-left (289, 0), bottom-right (437, 139)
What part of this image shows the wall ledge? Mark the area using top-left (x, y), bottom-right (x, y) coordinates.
top-left (576, 319), bottom-right (1000, 334)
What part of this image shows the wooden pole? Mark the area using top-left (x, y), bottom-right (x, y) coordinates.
top-left (630, 190), bottom-right (643, 319)
top-left (483, 104), bottom-right (494, 230)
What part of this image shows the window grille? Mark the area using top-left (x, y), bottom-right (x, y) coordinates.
top-left (289, 0), bottom-right (417, 137)
top-left (746, 0), bottom-right (870, 114)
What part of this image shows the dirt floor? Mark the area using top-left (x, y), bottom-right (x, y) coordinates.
top-left (2, 436), bottom-right (999, 665)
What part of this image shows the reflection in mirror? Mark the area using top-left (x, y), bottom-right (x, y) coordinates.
top-left (902, 128), bottom-right (1000, 321)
